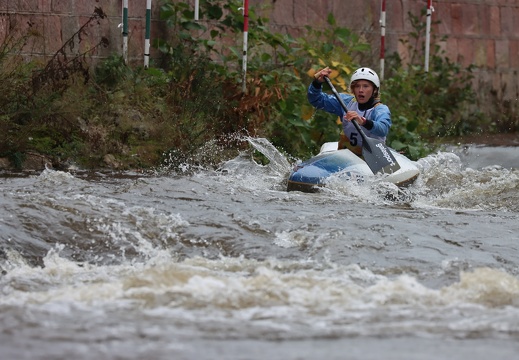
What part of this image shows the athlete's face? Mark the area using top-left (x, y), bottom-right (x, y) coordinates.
top-left (352, 80), bottom-right (374, 104)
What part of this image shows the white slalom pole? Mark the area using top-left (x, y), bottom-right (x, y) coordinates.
top-left (144, 0), bottom-right (151, 69)
top-left (195, 0), bottom-right (199, 20)
top-left (425, 0), bottom-right (433, 72)
top-left (122, 0), bottom-right (129, 64)
top-left (242, 0), bottom-right (249, 93)
top-left (380, 0), bottom-right (386, 81)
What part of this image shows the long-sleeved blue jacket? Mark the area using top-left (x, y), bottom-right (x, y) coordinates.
top-left (307, 81), bottom-right (392, 145)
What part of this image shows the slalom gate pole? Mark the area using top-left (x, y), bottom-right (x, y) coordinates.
top-left (122, 0), bottom-right (129, 64)
top-left (144, 0), bottom-right (151, 69)
top-left (242, 0), bottom-right (249, 93)
top-left (380, 0), bottom-right (386, 81)
top-left (425, 0), bottom-right (433, 72)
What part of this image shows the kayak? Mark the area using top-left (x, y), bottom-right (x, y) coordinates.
top-left (287, 142), bottom-right (420, 192)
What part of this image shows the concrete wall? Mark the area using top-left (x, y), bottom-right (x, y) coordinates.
top-left (1, 0), bottom-right (518, 104)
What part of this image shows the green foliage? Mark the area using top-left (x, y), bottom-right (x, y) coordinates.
top-left (383, 10), bottom-right (476, 159)
top-left (94, 55), bottom-right (132, 87)
top-left (0, 2), bottom-right (493, 170)
top-left (156, 1), bottom-right (370, 159)
top-left (264, 14), bottom-right (371, 158)
top-left (0, 8), bottom-right (112, 167)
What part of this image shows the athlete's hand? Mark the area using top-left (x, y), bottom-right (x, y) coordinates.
top-left (314, 67), bottom-right (332, 83)
top-left (344, 111), bottom-right (366, 126)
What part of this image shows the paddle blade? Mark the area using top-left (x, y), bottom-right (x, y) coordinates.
top-left (362, 137), bottom-right (401, 174)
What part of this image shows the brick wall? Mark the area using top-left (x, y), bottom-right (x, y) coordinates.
top-left (260, 0), bottom-right (519, 104)
top-left (1, 0), bottom-right (518, 104)
top-left (0, 0), bottom-right (163, 63)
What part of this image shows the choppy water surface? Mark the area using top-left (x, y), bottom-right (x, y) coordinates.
top-left (1, 138), bottom-right (519, 360)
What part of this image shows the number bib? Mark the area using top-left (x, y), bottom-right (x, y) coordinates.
top-left (340, 99), bottom-right (385, 154)
top-left (338, 133), bottom-right (362, 156)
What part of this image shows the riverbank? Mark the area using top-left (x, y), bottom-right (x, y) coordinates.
top-left (0, 152), bottom-right (134, 172)
top-left (1, 133), bottom-right (518, 172)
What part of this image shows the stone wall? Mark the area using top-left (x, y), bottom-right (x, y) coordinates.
top-left (1, 0), bottom-right (518, 104)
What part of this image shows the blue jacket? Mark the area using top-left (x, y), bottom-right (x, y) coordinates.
top-left (307, 81), bottom-right (392, 140)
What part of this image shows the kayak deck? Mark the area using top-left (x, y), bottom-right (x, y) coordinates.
top-left (287, 143), bottom-right (420, 192)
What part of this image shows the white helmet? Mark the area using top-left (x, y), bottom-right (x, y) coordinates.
top-left (350, 67), bottom-right (380, 88)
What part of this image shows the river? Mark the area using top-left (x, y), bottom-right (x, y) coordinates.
top-left (1, 138), bottom-right (518, 360)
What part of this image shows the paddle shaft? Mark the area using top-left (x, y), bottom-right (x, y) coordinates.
top-left (323, 76), bottom-right (371, 151)
top-left (322, 76), bottom-right (401, 174)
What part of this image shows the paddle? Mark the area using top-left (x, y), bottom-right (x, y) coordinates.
top-left (323, 76), bottom-right (401, 175)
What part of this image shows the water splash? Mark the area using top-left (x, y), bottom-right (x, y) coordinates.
top-left (413, 152), bottom-right (519, 211)
top-left (245, 137), bottom-right (292, 176)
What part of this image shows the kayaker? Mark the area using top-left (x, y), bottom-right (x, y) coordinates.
top-left (308, 67), bottom-right (391, 156)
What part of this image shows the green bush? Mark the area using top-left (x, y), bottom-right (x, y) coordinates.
top-left (0, 2), bottom-right (490, 170)
top-left (383, 10), bottom-right (476, 159)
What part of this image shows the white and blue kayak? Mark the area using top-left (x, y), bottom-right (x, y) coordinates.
top-left (287, 142), bottom-right (420, 192)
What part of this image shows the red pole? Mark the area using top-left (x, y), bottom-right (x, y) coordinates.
top-left (242, 0), bottom-right (249, 93)
top-left (380, 0), bottom-right (386, 81)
